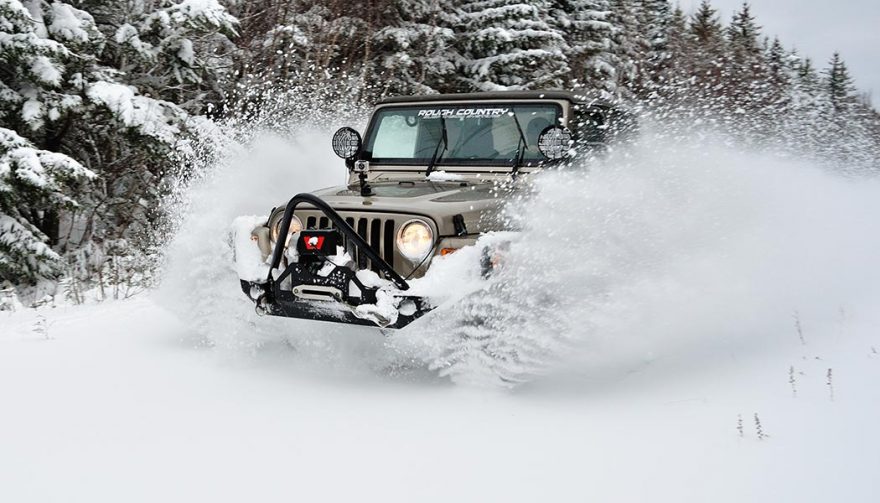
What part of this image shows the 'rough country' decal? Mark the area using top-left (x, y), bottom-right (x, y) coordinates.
top-left (418, 108), bottom-right (510, 119)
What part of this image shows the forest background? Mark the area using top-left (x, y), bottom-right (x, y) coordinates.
top-left (1, 0), bottom-right (877, 304)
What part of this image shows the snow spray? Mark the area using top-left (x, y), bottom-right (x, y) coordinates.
top-left (399, 122), bottom-right (880, 386)
top-left (155, 98), bottom-right (880, 387)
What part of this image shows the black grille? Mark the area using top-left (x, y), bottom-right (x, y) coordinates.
top-left (304, 214), bottom-right (395, 274)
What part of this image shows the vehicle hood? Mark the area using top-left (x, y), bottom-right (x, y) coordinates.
top-left (299, 179), bottom-right (511, 235)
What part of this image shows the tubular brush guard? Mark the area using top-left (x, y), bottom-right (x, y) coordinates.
top-left (240, 193), bottom-right (432, 329)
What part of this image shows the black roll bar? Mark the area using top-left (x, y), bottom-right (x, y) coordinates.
top-left (266, 193), bottom-right (410, 291)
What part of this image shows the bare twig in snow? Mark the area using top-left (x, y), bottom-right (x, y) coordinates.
top-left (754, 413), bottom-right (767, 440)
top-left (793, 311), bottom-right (806, 346)
top-left (826, 368), bottom-right (834, 401)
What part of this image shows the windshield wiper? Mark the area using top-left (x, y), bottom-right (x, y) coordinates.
top-left (510, 112), bottom-right (527, 179)
top-left (425, 117), bottom-right (447, 177)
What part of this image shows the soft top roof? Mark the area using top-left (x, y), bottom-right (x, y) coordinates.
top-left (377, 90), bottom-right (598, 105)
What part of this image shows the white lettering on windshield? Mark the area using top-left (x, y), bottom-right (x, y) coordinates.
top-left (417, 108), bottom-right (510, 119)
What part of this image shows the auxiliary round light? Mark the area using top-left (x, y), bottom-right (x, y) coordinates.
top-left (331, 127), bottom-right (362, 160)
top-left (537, 125), bottom-right (574, 160)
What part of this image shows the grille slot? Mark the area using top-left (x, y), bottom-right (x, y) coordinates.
top-left (383, 220), bottom-right (395, 264)
top-left (356, 219), bottom-right (368, 269)
top-left (370, 220), bottom-right (381, 265)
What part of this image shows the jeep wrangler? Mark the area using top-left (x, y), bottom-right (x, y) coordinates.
top-left (233, 90), bottom-right (628, 328)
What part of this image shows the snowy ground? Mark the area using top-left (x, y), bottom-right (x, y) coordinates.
top-left (1, 296), bottom-right (878, 502)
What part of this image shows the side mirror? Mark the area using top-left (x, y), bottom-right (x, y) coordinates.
top-left (332, 127), bottom-right (362, 160)
top-left (537, 126), bottom-right (574, 160)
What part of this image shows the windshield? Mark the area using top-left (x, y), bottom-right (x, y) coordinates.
top-left (363, 104), bottom-right (562, 167)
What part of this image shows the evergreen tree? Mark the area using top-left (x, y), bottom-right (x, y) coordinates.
top-left (0, 128), bottom-right (94, 285)
top-left (631, 0), bottom-right (672, 94)
top-left (723, 3), bottom-right (768, 117)
top-left (726, 2), bottom-right (761, 58)
top-left (548, 0), bottom-right (614, 93)
top-left (225, 1), bottom-right (373, 95)
top-left (825, 52), bottom-right (857, 113)
top-left (634, 0), bottom-right (670, 62)
top-left (0, 0), bottom-right (237, 293)
top-left (766, 37), bottom-right (786, 79)
top-left (373, 0), bottom-right (457, 95)
top-left (655, 5), bottom-right (689, 97)
top-left (605, 0), bottom-right (640, 96)
top-left (687, 0), bottom-right (725, 91)
top-left (690, 0), bottom-right (724, 52)
top-left (91, 0), bottom-right (238, 112)
top-left (456, 0), bottom-right (569, 91)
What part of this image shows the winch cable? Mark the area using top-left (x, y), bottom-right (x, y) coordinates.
top-left (402, 240), bottom-right (445, 282)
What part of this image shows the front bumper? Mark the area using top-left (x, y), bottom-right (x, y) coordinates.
top-left (237, 193), bottom-right (434, 329)
top-left (240, 279), bottom-right (432, 329)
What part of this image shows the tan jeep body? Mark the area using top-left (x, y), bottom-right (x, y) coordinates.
top-left (238, 90), bottom-right (622, 328)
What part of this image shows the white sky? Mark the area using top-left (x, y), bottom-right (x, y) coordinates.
top-left (676, 0), bottom-right (880, 107)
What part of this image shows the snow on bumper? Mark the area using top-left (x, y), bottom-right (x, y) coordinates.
top-left (233, 217), bottom-right (430, 328)
top-left (231, 215), bottom-right (271, 283)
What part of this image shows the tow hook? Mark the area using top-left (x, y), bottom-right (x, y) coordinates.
top-left (254, 293), bottom-right (269, 316)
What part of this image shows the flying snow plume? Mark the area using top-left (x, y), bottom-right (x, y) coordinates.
top-left (153, 92), bottom-right (880, 389)
top-left (154, 90), bottom-right (397, 369)
top-left (399, 124), bottom-right (880, 387)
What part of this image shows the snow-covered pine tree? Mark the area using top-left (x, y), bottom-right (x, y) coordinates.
top-left (604, 0), bottom-right (640, 97)
top-left (630, 0), bottom-right (671, 94)
top-left (721, 3), bottom-right (775, 134)
top-left (777, 56), bottom-right (825, 157)
top-left (0, 0), bottom-right (238, 295)
top-left (817, 52), bottom-right (878, 173)
top-left (824, 52), bottom-right (857, 114)
top-left (0, 128), bottom-right (94, 285)
top-left (765, 37), bottom-right (787, 83)
top-left (723, 2), bottom-right (766, 100)
top-left (688, 0), bottom-right (725, 89)
top-left (93, 0), bottom-right (238, 112)
top-left (224, 0), bottom-right (380, 106)
top-left (547, 0), bottom-right (614, 94)
top-left (373, 0), bottom-right (457, 95)
top-left (651, 5), bottom-right (688, 105)
top-left (456, 0), bottom-right (569, 91)
top-left (637, 0), bottom-right (670, 59)
top-left (760, 37), bottom-right (796, 132)
top-left (604, 0), bottom-right (671, 98)
top-left (725, 2), bottom-right (761, 57)
top-left (794, 57), bottom-right (823, 106)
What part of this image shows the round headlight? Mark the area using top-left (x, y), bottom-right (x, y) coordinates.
top-left (396, 219), bottom-right (434, 262)
top-left (271, 215), bottom-right (303, 247)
